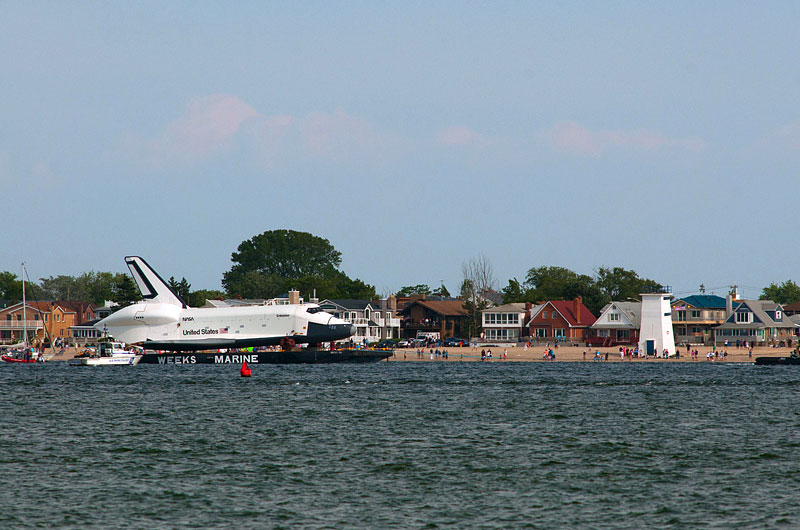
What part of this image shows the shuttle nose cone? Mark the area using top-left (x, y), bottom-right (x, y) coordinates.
top-left (348, 324), bottom-right (356, 336)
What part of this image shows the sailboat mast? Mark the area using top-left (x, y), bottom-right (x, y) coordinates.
top-left (22, 263), bottom-right (27, 348)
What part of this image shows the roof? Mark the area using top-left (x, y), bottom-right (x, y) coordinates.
top-left (529, 299), bottom-right (597, 327)
top-left (319, 299), bottom-right (372, 310)
top-left (673, 295), bottom-right (727, 309)
top-left (482, 303), bottom-right (527, 313)
top-left (402, 299), bottom-right (468, 317)
top-left (782, 301), bottom-right (800, 312)
top-left (716, 300), bottom-right (798, 329)
top-left (592, 301), bottom-right (641, 328)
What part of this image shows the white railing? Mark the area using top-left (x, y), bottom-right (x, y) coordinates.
top-left (0, 320), bottom-right (44, 330)
top-left (349, 318), bottom-right (370, 326)
top-left (387, 318), bottom-right (401, 327)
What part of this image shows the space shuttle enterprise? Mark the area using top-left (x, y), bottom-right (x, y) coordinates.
top-left (94, 256), bottom-right (357, 352)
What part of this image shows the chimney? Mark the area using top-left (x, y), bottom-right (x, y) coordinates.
top-left (288, 290), bottom-right (300, 305)
top-left (574, 296), bottom-right (582, 323)
top-left (389, 294), bottom-right (396, 312)
top-left (726, 292), bottom-right (733, 318)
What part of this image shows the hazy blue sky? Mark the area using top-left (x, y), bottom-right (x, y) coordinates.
top-left (2, 1), bottom-right (798, 300)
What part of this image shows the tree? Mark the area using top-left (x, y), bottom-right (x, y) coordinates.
top-left (524, 266), bottom-right (607, 315)
top-left (432, 283), bottom-right (451, 297)
top-left (223, 230), bottom-right (342, 294)
top-left (501, 278), bottom-right (526, 303)
top-left (595, 266), bottom-right (662, 302)
top-left (397, 284), bottom-right (432, 297)
top-left (0, 271), bottom-right (23, 302)
top-left (189, 289), bottom-right (226, 308)
top-left (222, 230), bottom-right (374, 300)
top-left (760, 280), bottom-right (800, 305)
top-left (462, 254), bottom-right (496, 337)
top-left (168, 276), bottom-right (191, 302)
top-left (112, 274), bottom-right (142, 307)
top-left (38, 275), bottom-right (79, 300)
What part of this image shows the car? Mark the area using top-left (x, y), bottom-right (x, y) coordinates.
top-left (397, 339), bottom-right (411, 348)
top-left (375, 340), bottom-right (396, 349)
top-left (444, 337), bottom-right (468, 347)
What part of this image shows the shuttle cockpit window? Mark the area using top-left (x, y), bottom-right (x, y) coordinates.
top-left (306, 307), bottom-right (322, 314)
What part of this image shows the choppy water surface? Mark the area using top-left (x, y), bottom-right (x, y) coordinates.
top-left (2, 361), bottom-right (799, 528)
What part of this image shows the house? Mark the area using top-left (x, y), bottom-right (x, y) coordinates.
top-left (399, 296), bottom-right (469, 340)
top-left (318, 298), bottom-right (400, 343)
top-left (0, 300), bottom-right (96, 345)
top-left (526, 297), bottom-right (597, 342)
top-left (588, 301), bottom-right (640, 346)
top-left (671, 294), bottom-right (728, 345)
top-left (481, 303), bottom-right (537, 342)
top-left (781, 301), bottom-right (800, 316)
top-left (714, 300), bottom-right (798, 346)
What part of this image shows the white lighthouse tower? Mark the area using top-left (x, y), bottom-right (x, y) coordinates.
top-left (638, 289), bottom-right (676, 357)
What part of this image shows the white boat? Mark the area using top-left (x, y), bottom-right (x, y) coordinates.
top-left (72, 341), bottom-right (142, 366)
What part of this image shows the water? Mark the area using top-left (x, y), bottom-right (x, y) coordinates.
top-left (2, 361), bottom-right (799, 528)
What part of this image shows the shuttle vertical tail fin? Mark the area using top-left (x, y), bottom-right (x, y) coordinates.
top-left (124, 256), bottom-right (187, 308)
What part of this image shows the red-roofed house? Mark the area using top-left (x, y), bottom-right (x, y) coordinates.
top-left (526, 296), bottom-right (596, 342)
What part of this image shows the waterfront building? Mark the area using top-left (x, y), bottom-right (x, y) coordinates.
top-left (318, 298), bottom-right (400, 343)
top-left (671, 294), bottom-right (728, 346)
top-left (0, 300), bottom-right (96, 345)
top-left (399, 296), bottom-right (469, 340)
top-left (638, 290), bottom-right (676, 356)
top-left (714, 300), bottom-right (798, 345)
top-left (526, 297), bottom-right (596, 342)
top-left (481, 303), bottom-right (537, 342)
top-left (588, 301), bottom-right (640, 346)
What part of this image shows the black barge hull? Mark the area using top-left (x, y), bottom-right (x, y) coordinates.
top-left (139, 348), bottom-right (392, 365)
top-left (754, 356), bottom-right (800, 365)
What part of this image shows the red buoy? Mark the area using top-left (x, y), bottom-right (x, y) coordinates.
top-left (240, 360), bottom-right (251, 377)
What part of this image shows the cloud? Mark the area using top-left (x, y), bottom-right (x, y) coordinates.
top-left (754, 122), bottom-right (800, 152)
top-left (548, 121), bottom-right (705, 156)
top-left (122, 96), bottom-right (399, 171)
top-left (123, 94), bottom-right (260, 167)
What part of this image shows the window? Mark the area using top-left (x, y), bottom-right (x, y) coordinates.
top-left (508, 314), bottom-right (519, 325)
top-left (616, 329), bottom-right (630, 338)
top-left (735, 311), bottom-right (752, 323)
top-left (554, 328), bottom-right (565, 338)
top-left (776, 310), bottom-right (782, 321)
top-left (542, 311), bottom-right (547, 320)
top-left (609, 313), bottom-right (620, 322)
top-left (675, 310), bottom-right (686, 322)
top-left (34, 314), bottom-right (39, 321)
top-left (690, 310), bottom-right (701, 318)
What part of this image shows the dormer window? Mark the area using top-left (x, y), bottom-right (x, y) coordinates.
top-left (735, 311), bottom-right (752, 323)
top-left (776, 310), bottom-right (782, 321)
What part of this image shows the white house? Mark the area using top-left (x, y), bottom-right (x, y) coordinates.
top-left (318, 298), bottom-right (401, 343)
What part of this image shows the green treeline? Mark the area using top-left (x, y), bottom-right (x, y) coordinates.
top-left (2, 230), bottom-right (799, 310)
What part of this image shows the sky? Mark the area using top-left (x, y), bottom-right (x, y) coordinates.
top-left (1, 1), bottom-right (799, 301)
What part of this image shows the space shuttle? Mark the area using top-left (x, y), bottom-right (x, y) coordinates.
top-left (94, 256), bottom-right (356, 351)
